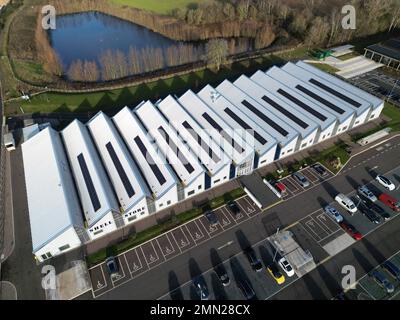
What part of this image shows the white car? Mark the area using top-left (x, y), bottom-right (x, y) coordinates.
top-left (278, 257), bottom-right (295, 277)
top-left (324, 205), bottom-right (344, 223)
top-left (335, 193), bottom-right (358, 214)
top-left (358, 185), bottom-right (378, 202)
top-left (376, 175), bottom-right (396, 191)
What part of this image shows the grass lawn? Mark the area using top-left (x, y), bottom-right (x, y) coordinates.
top-left (87, 187), bottom-right (245, 266)
top-left (5, 53), bottom-right (285, 115)
top-left (337, 52), bottom-right (360, 61)
top-left (110, 0), bottom-right (213, 14)
top-left (307, 62), bottom-right (339, 74)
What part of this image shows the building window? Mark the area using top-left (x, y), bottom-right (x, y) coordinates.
top-left (287, 149), bottom-right (293, 153)
top-left (94, 229), bottom-right (104, 236)
top-left (355, 121), bottom-right (360, 125)
top-left (59, 244), bottom-right (70, 252)
top-left (214, 179), bottom-right (221, 184)
top-left (128, 215), bottom-right (137, 222)
top-left (198, 185), bottom-right (202, 190)
top-left (370, 114), bottom-right (376, 119)
top-left (41, 254), bottom-right (47, 260)
top-left (260, 160), bottom-right (266, 164)
top-left (188, 190), bottom-right (195, 196)
top-left (159, 203), bottom-right (164, 208)
top-left (141, 212), bottom-right (145, 215)
top-left (322, 135), bottom-right (326, 140)
top-left (342, 126), bottom-right (348, 131)
top-left (167, 200), bottom-right (171, 205)
top-left (223, 176), bottom-right (227, 180)
top-left (301, 143), bottom-right (307, 148)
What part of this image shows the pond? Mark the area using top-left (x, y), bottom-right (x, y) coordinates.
top-left (48, 11), bottom-right (203, 80)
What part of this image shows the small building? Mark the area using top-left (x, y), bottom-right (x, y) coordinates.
top-left (296, 61), bottom-right (384, 122)
top-left (232, 76), bottom-right (320, 152)
top-left (214, 80), bottom-right (300, 160)
top-left (134, 101), bottom-right (206, 200)
top-left (283, 62), bottom-right (373, 129)
top-left (250, 71), bottom-right (338, 144)
top-left (157, 95), bottom-right (232, 189)
top-left (87, 112), bottom-right (152, 225)
top-left (62, 120), bottom-right (121, 240)
top-left (178, 90), bottom-right (255, 177)
top-left (364, 38), bottom-right (400, 70)
top-left (113, 107), bottom-right (179, 212)
top-left (197, 84), bottom-right (278, 167)
top-left (266, 66), bottom-right (355, 136)
top-left (3, 132), bottom-right (15, 151)
top-left (21, 127), bottom-right (85, 262)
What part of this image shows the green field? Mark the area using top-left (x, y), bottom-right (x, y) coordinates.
top-left (110, 0), bottom-right (212, 14)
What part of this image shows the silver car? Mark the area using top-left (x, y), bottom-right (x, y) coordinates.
top-left (292, 172), bottom-right (310, 188)
top-left (358, 185), bottom-right (378, 202)
top-left (324, 205), bottom-right (344, 223)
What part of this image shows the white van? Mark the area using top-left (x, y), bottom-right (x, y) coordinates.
top-left (335, 193), bottom-right (358, 214)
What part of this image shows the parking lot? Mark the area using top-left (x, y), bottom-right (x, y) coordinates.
top-left (349, 70), bottom-right (400, 107)
top-left (343, 251), bottom-right (400, 300)
top-left (89, 196), bottom-right (261, 298)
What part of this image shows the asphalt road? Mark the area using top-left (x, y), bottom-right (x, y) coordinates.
top-left (83, 136), bottom-right (400, 300)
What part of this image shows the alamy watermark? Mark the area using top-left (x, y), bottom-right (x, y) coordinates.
top-left (42, 5), bottom-right (56, 30)
top-left (341, 265), bottom-right (356, 290)
top-left (342, 5), bottom-right (357, 30)
top-left (41, 265), bottom-right (56, 290)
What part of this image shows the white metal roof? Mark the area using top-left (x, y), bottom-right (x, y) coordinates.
top-left (134, 101), bottom-right (205, 187)
top-left (283, 62), bottom-right (372, 116)
top-left (197, 85), bottom-right (277, 155)
top-left (266, 66), bottom-right (355, 123)
top-left (215, 80), bottom-right (299, 146)
top-left (296, 61), bottom-right (383, 110)
top-left (113, 107), bottom-right (178, 199)
top-left (178, 90), bottom-right (254, 165)
top-left (87, 112), bottom-right (150, 212)
top-left (157, 95), bottom-right (231, 176)
top-left (22, 127), bottom-right (83, 252)
top-left (62, 120), bottom-right (120, 227)
top-left (250, 71), bottom-right (337, 131)
top-left (233, 75), bottom-right (319, 139)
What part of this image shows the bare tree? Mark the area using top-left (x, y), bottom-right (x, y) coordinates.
top-left (204, 39), bottom-right (228, 71)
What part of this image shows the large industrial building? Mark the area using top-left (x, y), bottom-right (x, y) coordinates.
top-left (20, 62), bottom-right (384, 262)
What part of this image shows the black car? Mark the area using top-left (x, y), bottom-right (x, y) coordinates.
top-left (311, 164), bottom-right (328, 177)
top-left (215, 266), bottom-right (230, 286)
top-left (105, 257), bottom-right (119, 276)
top-left (370, 203), bottom-right (391, 221)
top-left (227, 200), bottom-right (241, 216)
top-left (237, 279), bottom-right (256, 300)
top-left (245, 248), bottom-right (263, 272)
top-left (193, 277), bottom-right (209, 300)
top-left (383, 261), bottom-right (400, 281)
top-left (205, 211), bottom-right (218, 226)
top-left (358, 203), bottom-right (381, 224)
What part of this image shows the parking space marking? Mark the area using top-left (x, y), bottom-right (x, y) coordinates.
top-left (222, 205), bottom-right (247, 223)
top-left (111, 255), bottom-right (130, 286)
top-left (140, 241), bottom-right (160, 266)
top-left (156, 234), bottom-right (178, 258)
top-left (171, 227), bottom-right (194, 251)
top-left (185, 220), bottom-right (206, 242)
top-left (125, 248), bottom-right (145, 275)
top-left (215, 208), bottom-right (234, 229)
top-left (90, 265), bottom-right (109, 294)
top-left (283, 177), bottom-right (301, 193)
top-left (198, 216), bottom-right (223, 236)
top-left (237, 197), bottom-right (258, 216)
top-left (303, 220), bottom-right (322, 242)
top-left (315, 213), bottom-right (340, 234)
top-left (302, 168), bottom-right (319, 183)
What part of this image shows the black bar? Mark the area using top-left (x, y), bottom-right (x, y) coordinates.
top-left (296, 85), bottom-right (345, 115)
top-left (77, 153), bottom-right (101, 212)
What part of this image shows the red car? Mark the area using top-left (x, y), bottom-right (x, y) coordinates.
top-left (339, 222), bottom-right (363, 241)
top-left (274, 182), bottom-right (287, 195)
top-left (379, 193), bottom-right (400, 212)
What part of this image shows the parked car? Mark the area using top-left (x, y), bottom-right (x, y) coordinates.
top-left (358, 202), bottom-right (382, 224)
top-left (214, 266), bottom-right (230, 287)
top-left (267, 263), bottom-right (285, 285)
top-left (245, 248), bottom-right (263, 272)
top-left (359, 197), bottom-right (391, 221)
top-left (335, 193), bottom-right (358, 214)
top-left (193, 277), bottom-right (209, 300)
top-left (227, 200), bottom-right (241, 217)
top-left (370, 270), bottom-right (394, 294)
top-left (379, 193), bottom-right (400, 212)
top-left (382, 261), bottom-right (400, 281)
top-left (237, 279), bottom-right (256, 300)
top-left (324, 205), bottom-right (344, 223)
top-left (292, 172), bottom-right (310, 188)
top-left (274, 182), bottom-right (287, 195)
top-left (278, 257), bottom-right (295, 277)
top-left (311, 163), bottom-right (328, 177)
top-left (376, 175), bottom-right (396, 191)
top-left (205, 211), bottom-right (219, 226)
top-left (358, 185), bottom-right (378, 203)
top-left (339, 221), bottom-right (363, 240)
top-left (105, 257), bottom-right (119, 277)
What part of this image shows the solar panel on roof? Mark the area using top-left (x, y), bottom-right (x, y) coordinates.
top-left (241, 100), bottom-right (289, 137)
top-left (182, 121), bottom-right (221, 163)
top-left (309, 78), bottom-right (361, 108)
top-left (105, 142), bottom-right (135, 198)
top-left (295, 85), bottom-right (345, 115)
top-left (134, 136), bottom-right (167, 186)
top-left (223, 108), bottom-right (267, 145)
top-left (201, 112), bottom-right (245, 154)
top-left (158, 126), bottom-right (195, 174)
top-left (77, 153), bottom-right (101, 212)
top-left (261, 95), bottom-right (309, 129)
top-left (277, 89), bottom-right (327, 121)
